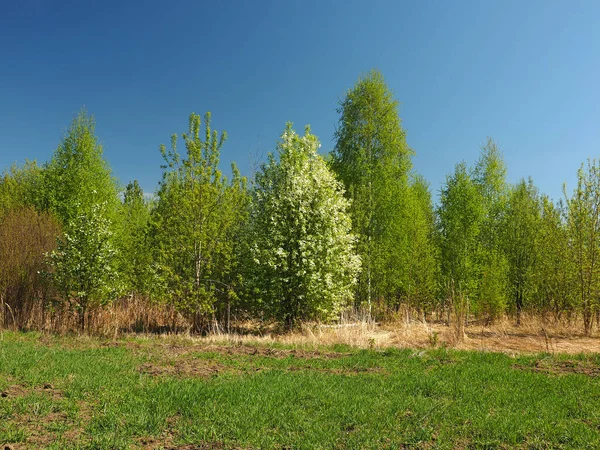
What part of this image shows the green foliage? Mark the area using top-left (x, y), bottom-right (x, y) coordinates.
top-left (250, 124), bottom-right (360, 327)
top-left (152, 112), bottom-right (248, 328)
top-left (477, 249), bottom-right (509, 321)
top-left (118, 180), bottom-right (155, 297)
top-left (404, 175), bottom-right (439, 312)
top-left (0, 160), bottom-right (42, 217)
top-left (472, 140), bottom-right (509, 321)
top-left (41, 110), bottom-right (120, 226)
top-left (6, 78), bottom-right (600, 333)
top-left (48, 201), bottom-right (121, 329)
top-left (534, 196), bottom-right (574, 316)
top-left (502, 178), bottom-right (541, 320)
top-left (331, 69), bottom-right (414, 311)
top-left (41, 111), bottom-right (123, 327)
top-left (565, 159), bottom-right (600, 334)
top-left (438, 162), bottom-right (484, 305)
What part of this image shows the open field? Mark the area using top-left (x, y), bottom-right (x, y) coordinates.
top-left (1, 330), bottom-right (600, 449)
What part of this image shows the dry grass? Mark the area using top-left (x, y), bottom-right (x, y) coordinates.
top-left (110, 309), bottom-right (600, 356)
top-left (4, 294), bottom-right (600, 355)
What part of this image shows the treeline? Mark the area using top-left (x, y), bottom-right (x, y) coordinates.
top-left (1, 70), bottom-right (599, 335)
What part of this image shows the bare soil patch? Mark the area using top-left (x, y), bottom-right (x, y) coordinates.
top-left (286, 365), bottom-right (387, 375)
top-left (156, 344), bottom-right (350, 360)
top-left (139, 360), bottom-right (228, 378)
top-left (137, 346), bottom-right (383, 379)
top-left (0, 382), bottom-right (63, 401)
top-left (515, 359), bottom-right (600, 377)
top-left (164, 444), bottom-right (248, 450)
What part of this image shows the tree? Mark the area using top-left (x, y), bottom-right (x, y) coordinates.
top-left (438, 162), bottom-right (484, 338)
top-left (565, 159), bottom-right (600, 335)
top-left (404, 175), bottom-right (439, 314)
top-left (48, 201), bottom-right (121, 330)
top-left (42, 110), bottom-right (122, 327)
top-left (503, 178), bottom-right (541, 323)
top-left (152, 112), bottom-right (247, 330)
top-left (534, 196), bottom-right (574, 319)
top-left (119, 180), bottom-right (155, 298)
top-left (473, 139), bottom-right (510, 322)
top-left (0, 160), bottom-right (43, 217)
top-left (330, 69), bottom-right (413, 312)
top-left (41, 110), bottom-right (120, 226)
top-left (250, 124), bottom-right (360, 328)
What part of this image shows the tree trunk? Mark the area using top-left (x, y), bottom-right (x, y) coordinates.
top-left (516, 289), bottom-right (523, 326)
top-left (583, 300), bottom-right (592, 336)
top-left (227, 297), bottom-right (231, 334)
top-left (79, 302), bottom-right (87, 332)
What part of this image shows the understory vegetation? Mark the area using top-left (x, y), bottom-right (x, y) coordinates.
top-left (2, 69), bottom-right (600, 337)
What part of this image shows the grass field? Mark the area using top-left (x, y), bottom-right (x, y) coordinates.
top-left (1, 331), bottom-right (600, 449)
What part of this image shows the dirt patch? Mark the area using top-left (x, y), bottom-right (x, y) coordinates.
top-left (514, 359), bottom-right (600, 377)
top-left (137, 358), bottom-right (379, 379)
top-left (139, 434), bottom-right (247, 450)
top-left (164, 444), bottom-right (227, 450)
top-left (0, 382), bottom-right (64, 401)
top-left (155, 344), bottom-right (350, 360)
top-left (7, 411), bottom-right (71, 447)
top-left (139, 360), bottom-right (229, 378)
top-left (286, 365), bottom-right (386, 375)
top-left (165, 443), bottom-right (254, 450)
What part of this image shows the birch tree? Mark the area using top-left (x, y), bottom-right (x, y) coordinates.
top-left (503, 178), bottom-right (541, 323)
top-left (565, 159), bottom-right (600, 335)
top-left (438, 162), bottom-right (484, 337)
top-left (473, 139), bottom-right (509, 322)
top-left (331, 69), bottom-right (413, 312)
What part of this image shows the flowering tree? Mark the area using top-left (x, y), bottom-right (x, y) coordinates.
top-left (49, 201), bottom-right (121, 330)
top-left (250, 124), bottom-right (360, 327)
top-left (41, 111), bottom-right (122, 330)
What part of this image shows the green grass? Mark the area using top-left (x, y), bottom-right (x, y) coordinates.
top-left (1, 331), bottom-right (600, 449)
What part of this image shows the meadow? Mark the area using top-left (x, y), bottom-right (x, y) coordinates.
top-left (1, 330), bottom-right (600, 449)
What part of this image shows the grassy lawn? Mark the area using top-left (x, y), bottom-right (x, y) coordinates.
top-left (1, 332), bottom-right (600, 449)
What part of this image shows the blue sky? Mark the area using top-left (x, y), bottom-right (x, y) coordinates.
top-left (1, 0), bottom-right (599, 202)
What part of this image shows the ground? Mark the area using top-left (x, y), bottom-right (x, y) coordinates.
top-left (1, 328), bottom-right (600, 449)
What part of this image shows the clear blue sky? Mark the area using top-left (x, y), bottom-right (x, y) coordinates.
top-left (1, 0), bottom-right (599, 202)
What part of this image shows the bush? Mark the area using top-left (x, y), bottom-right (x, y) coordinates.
top-left (0, 207), bottom-right (61, 329)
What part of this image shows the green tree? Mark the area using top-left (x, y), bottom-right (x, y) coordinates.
top-left (152, 112), bottom-right (247, 331)
top-left (565, 159), bottom-right (600, 335)
top-left (330, 69), bottom-right (413, 313)
top-left (404, 175), bottom-right (439, 314)
top-left (41, 110), bottom-right (120, 226)
top-left (119, 180), bottom-right (155, 298)
top-left (473, 139), bottom-right (509, 322)
top-left (42, 111), bottom-right (122, 325)
top-left (503, 178), bottom-right (541, 323)
top-left (0, 160), bottom-right (43, 217)
top-left (438, 162), bottom-right (484, 337)
top-left (250, 124), bottom-right (360, 328)
top-left (534, 196), bottom-right (574, 318)
top-left (49, 201), bottom-right (120, 330)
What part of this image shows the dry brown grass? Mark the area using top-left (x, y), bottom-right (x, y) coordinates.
top-left (4, 293), bottom-right (600, 355)
top-left (111, 309), bottom-right (600, 356)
